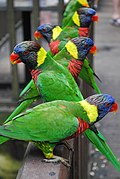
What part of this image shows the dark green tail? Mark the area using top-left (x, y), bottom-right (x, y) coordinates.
top-left (84, 129), bottom-right (120, 172)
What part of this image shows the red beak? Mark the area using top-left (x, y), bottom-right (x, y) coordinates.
top-left (89, 45), bottom-right (97, 54)
top-left (10, 52), bottom-right (21, 64)
top-left (92, 15), bottom-right (99, 22)
top-left (110, 102), bottom-right (118, 112)
top-left (34, 31), bottom-right (43, 40)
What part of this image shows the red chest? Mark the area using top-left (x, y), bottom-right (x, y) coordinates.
top-left (49, 40), bottom-right (60, 55)
top-left (68, 59), bottom-right (84, 78)
top-left (66, 117), bottom-right (89, 140)
top-left (78, 27), bottom-right (89, 37)
top-left (31, 69), bottom-right (42, 84)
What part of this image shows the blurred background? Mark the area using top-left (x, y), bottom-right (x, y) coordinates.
top-left (0, 0), bottom-right (120, 179)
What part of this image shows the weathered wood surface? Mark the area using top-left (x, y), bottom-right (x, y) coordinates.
top-left (17, 141), bottom-right (73, 179)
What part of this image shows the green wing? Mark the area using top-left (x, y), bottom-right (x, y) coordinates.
top-left (36, 69), bottom-right (83, 102)
top-left (19, 79), bottom-right (39, 100)
top-left (0, 102), bottom-right (79, 142)
top-left (57, 27), bottom-right (79, 41)
top-left (79, 59), bottom-right (101, 93)
top-left (4, 79), bottom-right (40, 124)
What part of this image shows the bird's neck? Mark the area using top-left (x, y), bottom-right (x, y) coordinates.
top-left (78, 27), bottom-right (89, 37)
top-left (51, 26), bottom-right (62, 41)
top-left (66, 117), bottom-right (89, 140)
top-left (46, 26), bottom-right (62, 43)
top-left (31, 69), bottom-right (42, 84)
top-left (72, 11), bottom-right (81, 27)
top-left (79, 100), bottom-right (98, 123)
top-left (36, 47), bottom-right (47, 67)
top-left (65, 41), bottom-right (79, 59)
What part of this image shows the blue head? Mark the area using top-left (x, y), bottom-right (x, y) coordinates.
top-left (10, 41), bottom-right (41, 69)
top-left (85, 94), bottom-right (118, 122)
top-left (78, 8), bottom-right (98, 27)
top-left (71, 37), bottom-right (96, 60)
top-left (34, 24), bottom-right (54, 43)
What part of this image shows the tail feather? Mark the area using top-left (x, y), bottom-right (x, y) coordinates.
top-left (4, 98), bottom-right (37, 124)
top-left (84, 129), bottom-right (120, 172)
top-left (79, 59), bottom-right (101, 94)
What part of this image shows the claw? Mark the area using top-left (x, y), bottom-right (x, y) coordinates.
top-left (42, 155), bottom-right (70, 167)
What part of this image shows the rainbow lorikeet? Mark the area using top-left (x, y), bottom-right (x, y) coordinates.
top-left (62, 0), bottom-right (89, 27)
top-left (8, 41), bottom-right (120, 171)
top-left (34, 23), bottom-right (101, 94)
top-left (0, 94), bottom-right (120, 171)
top-left (34, 7), bottom-right (98, 44)
top-left (6, 37), bottom-right (95, 123)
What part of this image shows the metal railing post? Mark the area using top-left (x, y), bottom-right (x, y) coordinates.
top-left (7, 0), bottom-right (19, 99)
top-left (58, 0), bottom-right (64, 25)
top-left (32, 0), bottom-right (40, 36)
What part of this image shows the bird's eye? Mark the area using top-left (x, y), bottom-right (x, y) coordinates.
top-left (23, 51), bottom-right (29, 55)
top-left (81, 40), bottom-right (85, 45)
top-left (42, 28), bottom-right (46, 32)
top-left (84, 43), bottom-right (88, 48)
top-left (105, 103), bottom-right (111, 107)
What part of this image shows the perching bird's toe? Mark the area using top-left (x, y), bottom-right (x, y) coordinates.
top-left (42, 155), bottom-right (70, 167)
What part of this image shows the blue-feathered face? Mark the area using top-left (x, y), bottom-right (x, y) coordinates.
top-left (71, 37), bottom-right (96, 60)
top-left (10, 41), bottom-right (41, 69)
top-left (85, 94), bottom-right (118, 122)
top-left (34, 24), bottom-right (54, 42)
top-left (78, 8), bottom-right (98, 27)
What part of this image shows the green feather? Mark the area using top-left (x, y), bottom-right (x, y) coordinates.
top-left (79, 59), bottom-right (101, 93)
top-left (0, 100), bottom-right (88, 142)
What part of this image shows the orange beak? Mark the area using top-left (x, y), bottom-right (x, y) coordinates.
top-left (89, 45), bottom-right (97, 54)
top-left (10, 52), bottom-right (21, 64)
top-left (110, 102), bottom-right (118, 112)
top-left (92, 15), bottom-right (99, 22)
top-left (82, 2), bottom-right (89, 7)
top-left (34, 31), bottom-right (43, 40)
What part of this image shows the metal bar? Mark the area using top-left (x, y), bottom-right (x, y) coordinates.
top-left (58, 0), bottom-right (64, 25)
top-left (0, 6), bottom-right (59, 12)
top-left (31, 0), bottom-right (40, 36)
top-left (7, 0), bottom-right (19, 100)
top-left (22, 11), bottom-right (32, 84)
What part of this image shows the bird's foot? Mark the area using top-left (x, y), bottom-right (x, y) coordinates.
top-left (42, 155), bottom-right (70, 167)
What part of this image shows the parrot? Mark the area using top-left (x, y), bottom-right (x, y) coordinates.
top-left (62, 0), bottom-right (89, 27)
top-left (6, 37), bottom-right (95, 123)
top-left (34, 24), bottom-right (101, 94)
top-left (0, 94), bottom-right (120, 171)
top-left (8, 41), bottom-right (120, 171)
